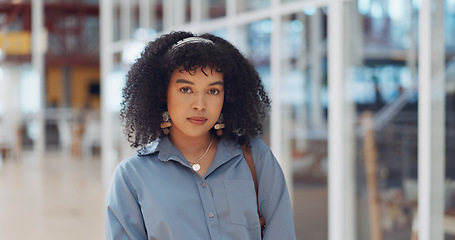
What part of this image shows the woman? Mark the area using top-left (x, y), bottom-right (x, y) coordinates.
top-left (106, 31), bottom-right (296, 240)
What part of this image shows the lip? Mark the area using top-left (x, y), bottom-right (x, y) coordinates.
top-left (187, 117), bottom-right (207, 125)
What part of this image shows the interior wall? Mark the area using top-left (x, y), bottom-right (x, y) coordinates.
top-left (47, 66), bottom-right (100, 109)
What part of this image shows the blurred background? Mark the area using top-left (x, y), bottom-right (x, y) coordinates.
top-left (0, 0), bottom-right (454, 239)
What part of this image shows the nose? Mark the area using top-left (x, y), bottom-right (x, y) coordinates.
top-left (192, 93), bottom-right (206, 111)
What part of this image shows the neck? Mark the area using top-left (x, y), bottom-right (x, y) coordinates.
top-left (168, 132), bottom-right (213, 156)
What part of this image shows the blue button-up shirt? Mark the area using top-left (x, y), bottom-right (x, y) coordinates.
top-left (106, 136), bottom-right (296, 240)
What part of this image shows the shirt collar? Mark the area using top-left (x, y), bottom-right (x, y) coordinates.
top-left (137, 139), bottom-right (160, 156)
top-left (138, 136), bottom-right (189, 168)
top-left (137, 136), bottom-right (182, 157)
top-left (137, 136), bottom-right (244, 172)
top-left (204, 137), bottom-right (243, 176)
top-left (157, 136), bottom-right (186, 162)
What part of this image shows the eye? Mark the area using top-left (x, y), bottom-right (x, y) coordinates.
top-left (208, 89), bottom-right (220, 95)
top-left (180, 87), bottom-right (193, 93)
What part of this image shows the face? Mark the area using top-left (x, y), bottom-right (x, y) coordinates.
top-left (167, 67), bottom-right (224, 139)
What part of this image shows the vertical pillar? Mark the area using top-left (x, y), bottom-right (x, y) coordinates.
top-left (226, 0), bottom-right (237, 44)
top-left (32, 0), bottom-right (45, 159)
top-left (174, 0), bottom-right (186, 27)
top-left (418, 0), bottom-right (446, 239)
top-left (101, 0), bottom-right (116, 188)
top-left (295, 12), bottom-right (307, 153)
top-left (328, 2), bottom-right (344, 238)
top-left (121, 0), bottom-right (131, 39)
top-left (343, 3), bottom-right (357, 240)
top-left (191, 0), bottom-right (202, 24)
top-left (270, 0), bottom-right (281, 170)
top-left (200, 0), bottom-right (210, 21)
top-left (310, 9), bottom-right (323, 129)
top-left (406, 1), bottom-right (417, 84)
top-left (11, 67), bottom-right (22, 159)
top-left (328, 1), bottom-right (356, 240)
top-left (151, 0), bottom-right (158, 31)
top-left (163, 0), bottom-right (173, 31)
top-left (139, 0), bottom-right (151, 29)
top-left (270, 0), bottom-right (293, 202)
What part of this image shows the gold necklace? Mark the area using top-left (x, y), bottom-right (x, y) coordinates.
top-left (187, 136), bottom-right (214, 171)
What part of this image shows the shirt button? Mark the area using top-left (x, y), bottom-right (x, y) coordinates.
top-left (201, 182), bottom-right (207, 188)
top-left (208, 212), bottom-right (214, 218)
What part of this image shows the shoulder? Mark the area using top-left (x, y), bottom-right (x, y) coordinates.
top-left (137, 138), bottom-right (160, 156)
top-left (115, 139), bottom-right (161, 174)
top-left (249, 138), bottom-right (271, 152)
top-left (249, 138), bottom-right (272, 158)
top-left (247, 138), bottom-right (276, 168)
top-left (221, 137), bottom-right (271, 158)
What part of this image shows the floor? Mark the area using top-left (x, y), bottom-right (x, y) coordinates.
top-left (0, 149), bottom-right (423, 240)
top-left (0, 149), bottom-right (329, 240)
top-left (0, 150), bottom-right (330, 240)
top-left (293, 183), bottom-right (328, 239)
top-left (0, 151), bottom-right (105, 240)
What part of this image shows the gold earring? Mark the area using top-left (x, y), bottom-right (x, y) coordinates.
top-left (214, 114), bottom-right (225, 136)
top-left (160, 111), bottom-right (171, 134)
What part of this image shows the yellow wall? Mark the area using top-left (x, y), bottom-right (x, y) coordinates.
top-left (47, 67), bottom-right (63, 107)
top-left (0, 31), bottom-right (31, 55)
top-left (47, 66), bottom-right (100, 109)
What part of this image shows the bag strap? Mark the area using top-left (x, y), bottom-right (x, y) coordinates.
top-left (241, 144), bottom-right (266, 231)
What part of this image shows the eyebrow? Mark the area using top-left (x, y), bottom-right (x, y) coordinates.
top-left (209, 81), bottom-right (224, 86)
top-left (175, 79), bottom-right (224, 86)
top-left (175, 79), bottom-right (194, 84)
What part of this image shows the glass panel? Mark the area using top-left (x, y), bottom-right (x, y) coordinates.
top-left (237, 0), bottom-right (271, 13)
top-left (115, 0), bottom-right (158, 35)
top-left (349, 1), bottom-right (419, 239)
top-left (132, 3), bottom-right (140, 34)
top-left (19, 65), bottom-right (42, 151)
top-left (0, 65), bottom-right (25, 159)
top-left (113, 1), bottom-right (121, 42)
top-left (210, 28), bottom-right (228, 40)
top-left (236, 21), bottom-right (272, 144)
top-left (185, 0), bottom-right (191, 23)
top-left (280, 9), bottom-right (328, 239)
top-left (281, 0), bottom-right (315, 3)
top-left (141, 0), bottom-right (163, 32)
top-left (444, 0), bottom-right (455, 239)
top-left (201, 0), bottom-right (226, 20)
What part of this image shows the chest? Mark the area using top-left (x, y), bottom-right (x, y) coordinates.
top-left (132, 157), bottom-right (261, 238)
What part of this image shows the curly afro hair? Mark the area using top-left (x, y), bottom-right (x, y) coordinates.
top-left (121, 31), bottom-right (271, 149)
